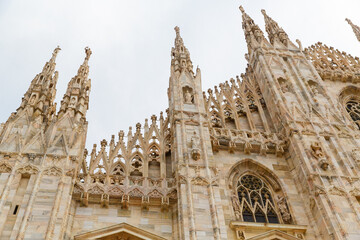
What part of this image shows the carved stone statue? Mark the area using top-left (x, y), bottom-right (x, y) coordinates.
top-left (254, 28), bottom-right (263, 43)
top-left (190, 131), bottom-right (200, 160)
top-left (278, 32), bottom-right (288, 46)
top-left (277, 196), bottom-right (292, 224)
top-left (280, 81), bottom-right (289, 93)
top-left (52, 46), bottom-right (61, 60)
top-left (237, 230), bottom-right (246, 240)
top-left (29, 94), bottom-right (37, 105)
top-left (85, 46), bottom-right (92, 61)
top-left (184, 89), bottom-right (193, 104)
top-left (69, 96), bottom-right (76, 107)
top-left (311, 142), bottom-right (329, 170)
top-left (310, 83), bottom-right (328, 115)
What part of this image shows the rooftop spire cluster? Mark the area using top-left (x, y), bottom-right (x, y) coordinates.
top-left (10, 46), bottom-right (93, 128)
top-left (239, 6), bottom-right (295, 51)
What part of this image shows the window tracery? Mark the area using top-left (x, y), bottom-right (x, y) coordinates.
top-left (112, 164), bottom-right (125, 176)
top-left (236, 174), bottom-right (280, 224)
top-left (345, 98), bottom-right (360, 129)
top-left (339, 87), bottom-right (360, 130)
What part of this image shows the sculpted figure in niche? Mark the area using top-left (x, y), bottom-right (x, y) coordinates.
top-left (29, 94), bottom-right (37, 105)
top-left (278, 78), bottom-right (297, 108)
top-left (69, 96), bottom-right (76, 107)
top-left (254, 28), bottom-right (263, 43)
top-left (190, 131), bottom-right (200, 160)
top-left (309, 81), bottom-right (328, 115)
top-left (278, 32), bottom-right (288, 46)
top-left (185, 89), bottom-right (192, 103)
top-left (183, 86), bottom-right (194, 104)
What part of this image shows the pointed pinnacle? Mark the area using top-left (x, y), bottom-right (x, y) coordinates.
top-left (261, 9), bottom-right (274, 24)
top-left (51, 45), bottom-right (61, 62)
top-left (345, 18), bottom-right (360, 42)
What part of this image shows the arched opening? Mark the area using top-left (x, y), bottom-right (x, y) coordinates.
top-left (228, 159), bottom-right (292, 225)
top-left (148, 145), bottom-right (161, 178)
top-left (224, 106), bottom-right (236, 129)
top-left (236, 174), bottom-right (279, 223)
top-left (339, 86), bottom-right (360, 130)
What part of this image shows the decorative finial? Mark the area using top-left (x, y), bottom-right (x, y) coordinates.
top-left (239, 5), bottom-right (244, 13)
top-left (261, 9), bottom-right (266, 15)
top-left (346, 18), bottom-right (351, 24)
top-left (174, 26), bottom-right (180, 35)
top-left (85, 47), bottom-right (92, 61)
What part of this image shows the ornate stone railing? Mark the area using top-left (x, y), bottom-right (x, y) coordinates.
top-left (73, 175), bottom-right (177, 209)
top-left (210, 128), bottom-right (286, 156)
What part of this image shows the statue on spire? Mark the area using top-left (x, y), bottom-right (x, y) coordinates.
top-left (346, 18), bottom-right (360, 42)
top-left (174, 26), bottom-right (180, 35)
top-left (51, 46), bottom-right (61, 62)
top-left (85, 47), bottom-right (92, 61)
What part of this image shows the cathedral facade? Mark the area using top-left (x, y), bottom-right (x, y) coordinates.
top-left (0, 6), bottom-right (360, 240)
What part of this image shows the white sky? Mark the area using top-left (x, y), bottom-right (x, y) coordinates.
top-left (0, 0), bottom-right (359, 150)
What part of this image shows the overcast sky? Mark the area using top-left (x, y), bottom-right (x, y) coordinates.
top-left (0, 0), bottom-right (359, 150)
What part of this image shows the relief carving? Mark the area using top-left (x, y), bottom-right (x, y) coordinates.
top-left (16, 164), bottom-right (39, 175)
top-left (0, 162), bottom-right (12, 173)
top-left (310, 142), bottom-right (330, 170)
top-left (190, 131), bottom-right (201, 160)
top-left (277, 196), bottom-right (292, 224)
top-left (191, 176), bottom-right (209, 186)
top-left (351, 148), bottom-right (360, 165)
top-left (43, 166), bottom-right (62, 176)
top-left (231, 195), bottom-right (241, 220)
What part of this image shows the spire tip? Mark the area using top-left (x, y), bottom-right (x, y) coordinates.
top-left (174, 26), bottom-right (180, 34)
top-left (239, 5), bottom-right (244, 13)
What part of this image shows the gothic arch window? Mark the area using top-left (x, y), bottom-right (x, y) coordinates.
top-left (345, 97), bottom-right (360, 129)
top-left (236, 174), bottom-right (279, 224)
top-left (339, 86), bottom-right (360, 130)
